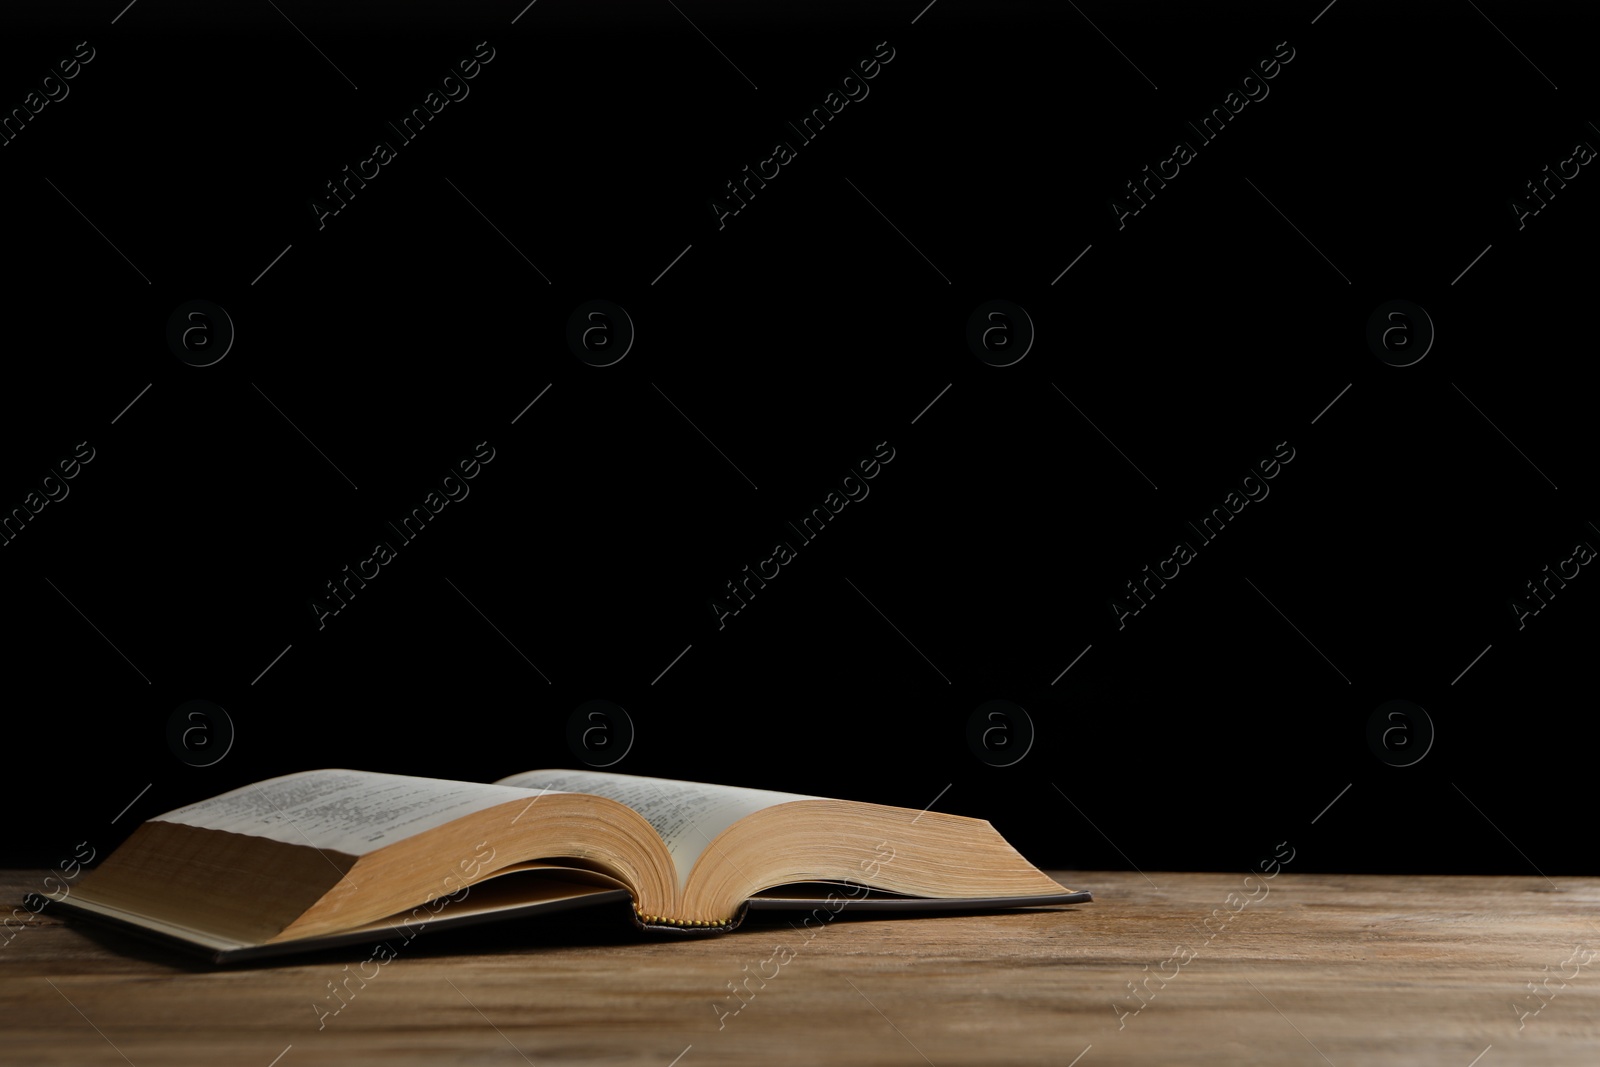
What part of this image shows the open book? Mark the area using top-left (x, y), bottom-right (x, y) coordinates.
top-left (50, 769), bottom-right (1090, 962)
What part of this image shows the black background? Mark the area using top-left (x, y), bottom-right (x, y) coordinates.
top-left (2, 0), bottom-right (1593, 878)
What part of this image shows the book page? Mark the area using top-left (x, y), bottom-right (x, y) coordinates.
top-left (496, 769), bottom-right (816, 888)
top-left (152, 770), bottom-right (539, 855)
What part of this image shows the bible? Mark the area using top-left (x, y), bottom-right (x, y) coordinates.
top-left (47, 768), bottom-right (1090, 962)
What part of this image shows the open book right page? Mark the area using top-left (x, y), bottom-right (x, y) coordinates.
top-left (495, 770), bottom-right (817, 890)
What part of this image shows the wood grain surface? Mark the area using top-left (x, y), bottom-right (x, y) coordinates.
top-left (3, 869), bottom-right (1597, 1065)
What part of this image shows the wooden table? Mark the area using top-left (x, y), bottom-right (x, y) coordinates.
top-left (3, 869), bottom-right (1597, 1065)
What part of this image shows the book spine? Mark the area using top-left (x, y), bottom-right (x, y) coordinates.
top-left (631, 901), bottom-right (746, 935)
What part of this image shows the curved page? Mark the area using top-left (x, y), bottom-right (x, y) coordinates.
top-left (497, 769), bottom-right (816, 888)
